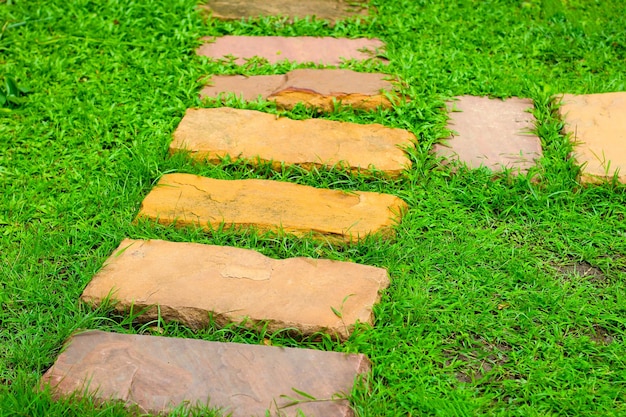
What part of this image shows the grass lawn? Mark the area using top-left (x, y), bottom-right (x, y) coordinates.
top-left (1, 0), bottom-right (626, 415)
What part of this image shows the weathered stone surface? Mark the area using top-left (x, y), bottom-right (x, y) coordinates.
top-left (200, 69), bottom-right (398, 112)
top-left (82, 238), bottom-right (389, 339)
top-left (41, 330), bottom-right (369, 416)
top-left (558, 92), bottom-right (626, 183)
top-left (170, 108), bottom-right (413, 176)
top-left (433, 96), bottom-right (542, 174)
top-left (199, 0), bottom-right (368, 23)
top-left (197, 36), bottom-right (385, 65)
top-left (269, 69), bottom-right (396, 111)
top-left (136, 173), bottom-right (408, 243)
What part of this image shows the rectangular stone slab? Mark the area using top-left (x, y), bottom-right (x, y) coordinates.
top-left (170, 108), bottom-right (414, 177)
top-left (433, 96), bottom-right (542, 174)
top-left (200, 69), bottom-right (400, 112)
top-left (197, 36), bottom-right (385, 65)
top-left (558, 92), bottom-right (626, 183)
top-left (136, 173), bottom-right (408, 243)
top-left (199, 0), bottom-right (368, 23)
top-left (41, 330), bottom-right (370, 416)
top-left (82, 238), bottom-right (390, 340)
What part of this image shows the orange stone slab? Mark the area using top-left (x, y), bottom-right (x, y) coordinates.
top-left (433, 96), bottom-right (542, 174)
top-left (41, 330), bottom-right (369, 416)
top-left (82, 238), bottom-right (390, 339)
top-left (200, 69), bottom-right (399, 112)
top-left (197, 36), bottom-right (385, 65)
top-left (170, 108), bottom-right (413, 176)
top-left (200, 0), bottom-right (368, 23)
top-left (136, 173), bottom-right (408, 243)
top-left (558, 92), bottom-right (626, 183)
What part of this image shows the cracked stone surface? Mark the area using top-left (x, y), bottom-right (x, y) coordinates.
top-left (199, 0), bottom-right (368, 23)
top-left (197, 36), bottom-right (385, 65)
top-left (136, 173), bottom-right (408, 243)
top-left (200, 69), bottom-right (400, 112)
top-left (82, 238), bottom-right (390, 339)
top-left (170, 108), bottom-right (414, 177)
top-left (41, 330), bottom-right (370, 416)
top-left (433, 96), bottom-right (542, 174)
top-left (558, 92), bottom-right (626, 183)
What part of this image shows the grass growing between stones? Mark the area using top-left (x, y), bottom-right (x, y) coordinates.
top-left (1, 0), bottom-right (626, 415)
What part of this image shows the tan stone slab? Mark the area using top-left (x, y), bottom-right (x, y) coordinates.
top-left (82, 238), bottom-right (389, 339)
top-left (558, 92), bottom-right (626, 183)
top-left (170, 108), bottom-right (413, 176)
top-left (136, 173), bottom-right (408, 243)
top-left (199, 0), bottom-right (368, 23)
top-left (197, 36), bottom-right (385, 65)
top-left (41, 330), bottom-right (369, 416)
top-left (433, 96), bottom-right (542, 174)
top-left (200, 69), bottom-right (399, 111)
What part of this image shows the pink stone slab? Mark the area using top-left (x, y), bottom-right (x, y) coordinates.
top-left (197, 36), bottom-right (385, 65)
top-left (199, 0), bottom-right (368, 23)
top-left (170, 107), bottom-right (414, 177)
top-left (200, 69), bottom-right (399, 112)
top-left (41, 330), bottom-right (369, 416)
top-left (82, 238), bottom-right (390, 340)
top-left (558, 92), bottom-right (626, 183)
top-left (433, 96), bottom-right (542, 174)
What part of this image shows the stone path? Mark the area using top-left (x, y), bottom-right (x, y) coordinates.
top-left (137, 173), bottom-right (408, 243)
top-left (200, 69), bottom-right (401, 111)
top-left (42, 330), bottom-right (369, 416)
top-left (82, 238), bottom-right (390, 339)
top-left (170, 108), bottom-right (414, 176)
top-left (41, 0), bottom-right (626, 415)
top-left (199, 0), bottom-right (368, 23)
top-left (558, 92), bottom-right (626, 183)
top-left (197, 36), bottom-right (385, 65)
top-left (433, 95), bottom-right (542, 174)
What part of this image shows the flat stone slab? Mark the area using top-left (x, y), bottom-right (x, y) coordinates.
top-left (82, 238), bottom-right (389, 339)
top-left (197, 36), bottom-right (385, 65)
top-left (199, 0), bottom-right (368, 23)
top-left (433, 96), bottom-right (542, 174)
top-left (136, 173), bottom-right (408, 243)
top-left (558, 92), bottom-right (626, 183)
top-left (200, 69), bottom-right (399, 112)
top-left (171, 108), bottom-right (414, 176)
top-left (41, 330), bottom-right (369, 416)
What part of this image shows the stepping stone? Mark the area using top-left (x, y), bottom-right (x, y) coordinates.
top-left (433, 96), bottom-right (542, 174)
top-left (136, 173), bottom-right (408, 243)
top-left (170, 108), bottom-right (414, 177)
top-left (199, 0), bottom-right (368, 23)
top-left (82, 238), bottom-right (390, 340)
top-left (200, 69), bottom-right (400, 112)
top-left (197, 36), bottom-right (385, 65)
top-left (558, 92), bottom-right (626, 183)
top-left (41, 330), bottom-right (370, 416)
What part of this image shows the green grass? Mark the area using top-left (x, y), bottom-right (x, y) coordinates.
top-left (1, 0), bottom-right (626, 415)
